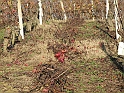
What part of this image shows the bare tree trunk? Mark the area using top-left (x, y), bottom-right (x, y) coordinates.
top-left (113, 0), bottom-right (124, 55)
top-left (79, 0), bottom-right (82, 19)
top-left (38, 0), bottom-right (43, 25)
top-left (59, 0), bottom-right (67, 21)
top-left (106, 0), bottom-right (109, 19)
top-left (17, 0), bottom-right (24, 39)
top-left (74, 2), bottom-right (76, 16)
top-left (114, 0), bottom-right (121, 40)
top-left (106, 0), bottom-right (114, 31)
top-left (91, 0), bottom-right (94, 21)
top-left (49, 0), bottom-right (54, 20)
top-left (101, 10), bottom-right (104, 20)
top-left (3, 26), bottom-right (11, 53)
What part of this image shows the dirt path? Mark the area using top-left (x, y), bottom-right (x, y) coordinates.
top-left (0, 19), bottom-right (124, 93)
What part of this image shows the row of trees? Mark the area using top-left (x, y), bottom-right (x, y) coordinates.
top-left (0, 0), bottom-right (123, 26)
top-left (0, 0), bottom-right (119, 26)
top-left (0, 0), bottom-right (124, 54)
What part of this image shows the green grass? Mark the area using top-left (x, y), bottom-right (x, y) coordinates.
top-left (45, 20), bottom-right (50, 25)
top-left (76, 21), bottom-right (98, 39)
top-left (90, 76), bottom-right (104, 83)
top-left (79, 20), bottom-right (111, 41)
top-left (0, 29), bottom-right (4, 52)
top-left (81, 21), bottom-right (96, 30)
top-left (71, 58), bottom-right (108, 93)
top-left (66, 90), bottom-right (74, 93)
top-left (36, 35), bottom-right (43, 40)
top-left (96, 85), bottom-right (106, 93)
top-left (0, 28), bottom-right (5, 42)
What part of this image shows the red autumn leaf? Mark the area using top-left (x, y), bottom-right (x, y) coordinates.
top-left (99, 42), bottom-right (104, 48)
top-left (101, 58), bottom-right (105, 61)
top-left (69, 47), bottom-right (77, 52)
top-left (38, 62), bottom-right (42, 66)
top-left (7, 64), bottom-right (12, 66)
top-left (71, 39), bottom-right (75, 43)
top-left (61, 49), bottom-right (67, 53)
top-left (55, 51), bottom-right (61, 58)
top-left (58, 58), bottom-right (64, 63)
top-left (69, 47), bottom-right (73, 50)
top-left (14, 60), bottom-right (21, 65)
top-left (42, 88), bottom-right (49, 92)
top-left (24, 63), bottom-right (28, 66)
top-left (12, 9), bottom-right (16, 13)
top-left (58, 54), bottom-right (65, 63)
top-left (32, 68), bottom-right (37, 73)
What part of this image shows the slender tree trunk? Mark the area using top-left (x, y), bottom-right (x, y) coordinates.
top-left (114, 0), bottom-right (121, 40)
top-left (101, 10), bottom-right (104, 20)
top-left (38, 0), bottom-right (43, 25)
top-left (91, 0), bottom-right (94, 21)
top-left (59, 0), bottom-right (67, 21)
top-left (17, 0), bottom-right (24, 39)
top-left (49, 0), bottom-right (54, 20)
top-left (79, 0), bottom-right (82, 19)
top-left (73, 2), bottom-right (76, 16)
top-left (114, 0), bottom-right (124, 55)
top-left (106, 0), bottom-right (109, 19)
top-left (106, 0), bottom-right (114, 31)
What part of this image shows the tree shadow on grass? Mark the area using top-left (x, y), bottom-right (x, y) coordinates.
top-left (100, 42), bottom-right (124, 73)
top-left (96, 26), bottom-right (116, 40)
top-left (96, 24), bottom-right (124, 73)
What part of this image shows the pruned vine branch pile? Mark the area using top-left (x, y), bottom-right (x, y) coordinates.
top-left (30, 63), bottom-right (74, 93)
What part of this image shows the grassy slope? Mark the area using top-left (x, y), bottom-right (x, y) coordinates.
top-left (0, 28), bottom-right (5, 52)
top-left (0, 28), bottom-right (4, 41)
top-left (0, 20), bottom-right (123, 93)
top-left (65, 20), bottom-right (123, 93)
